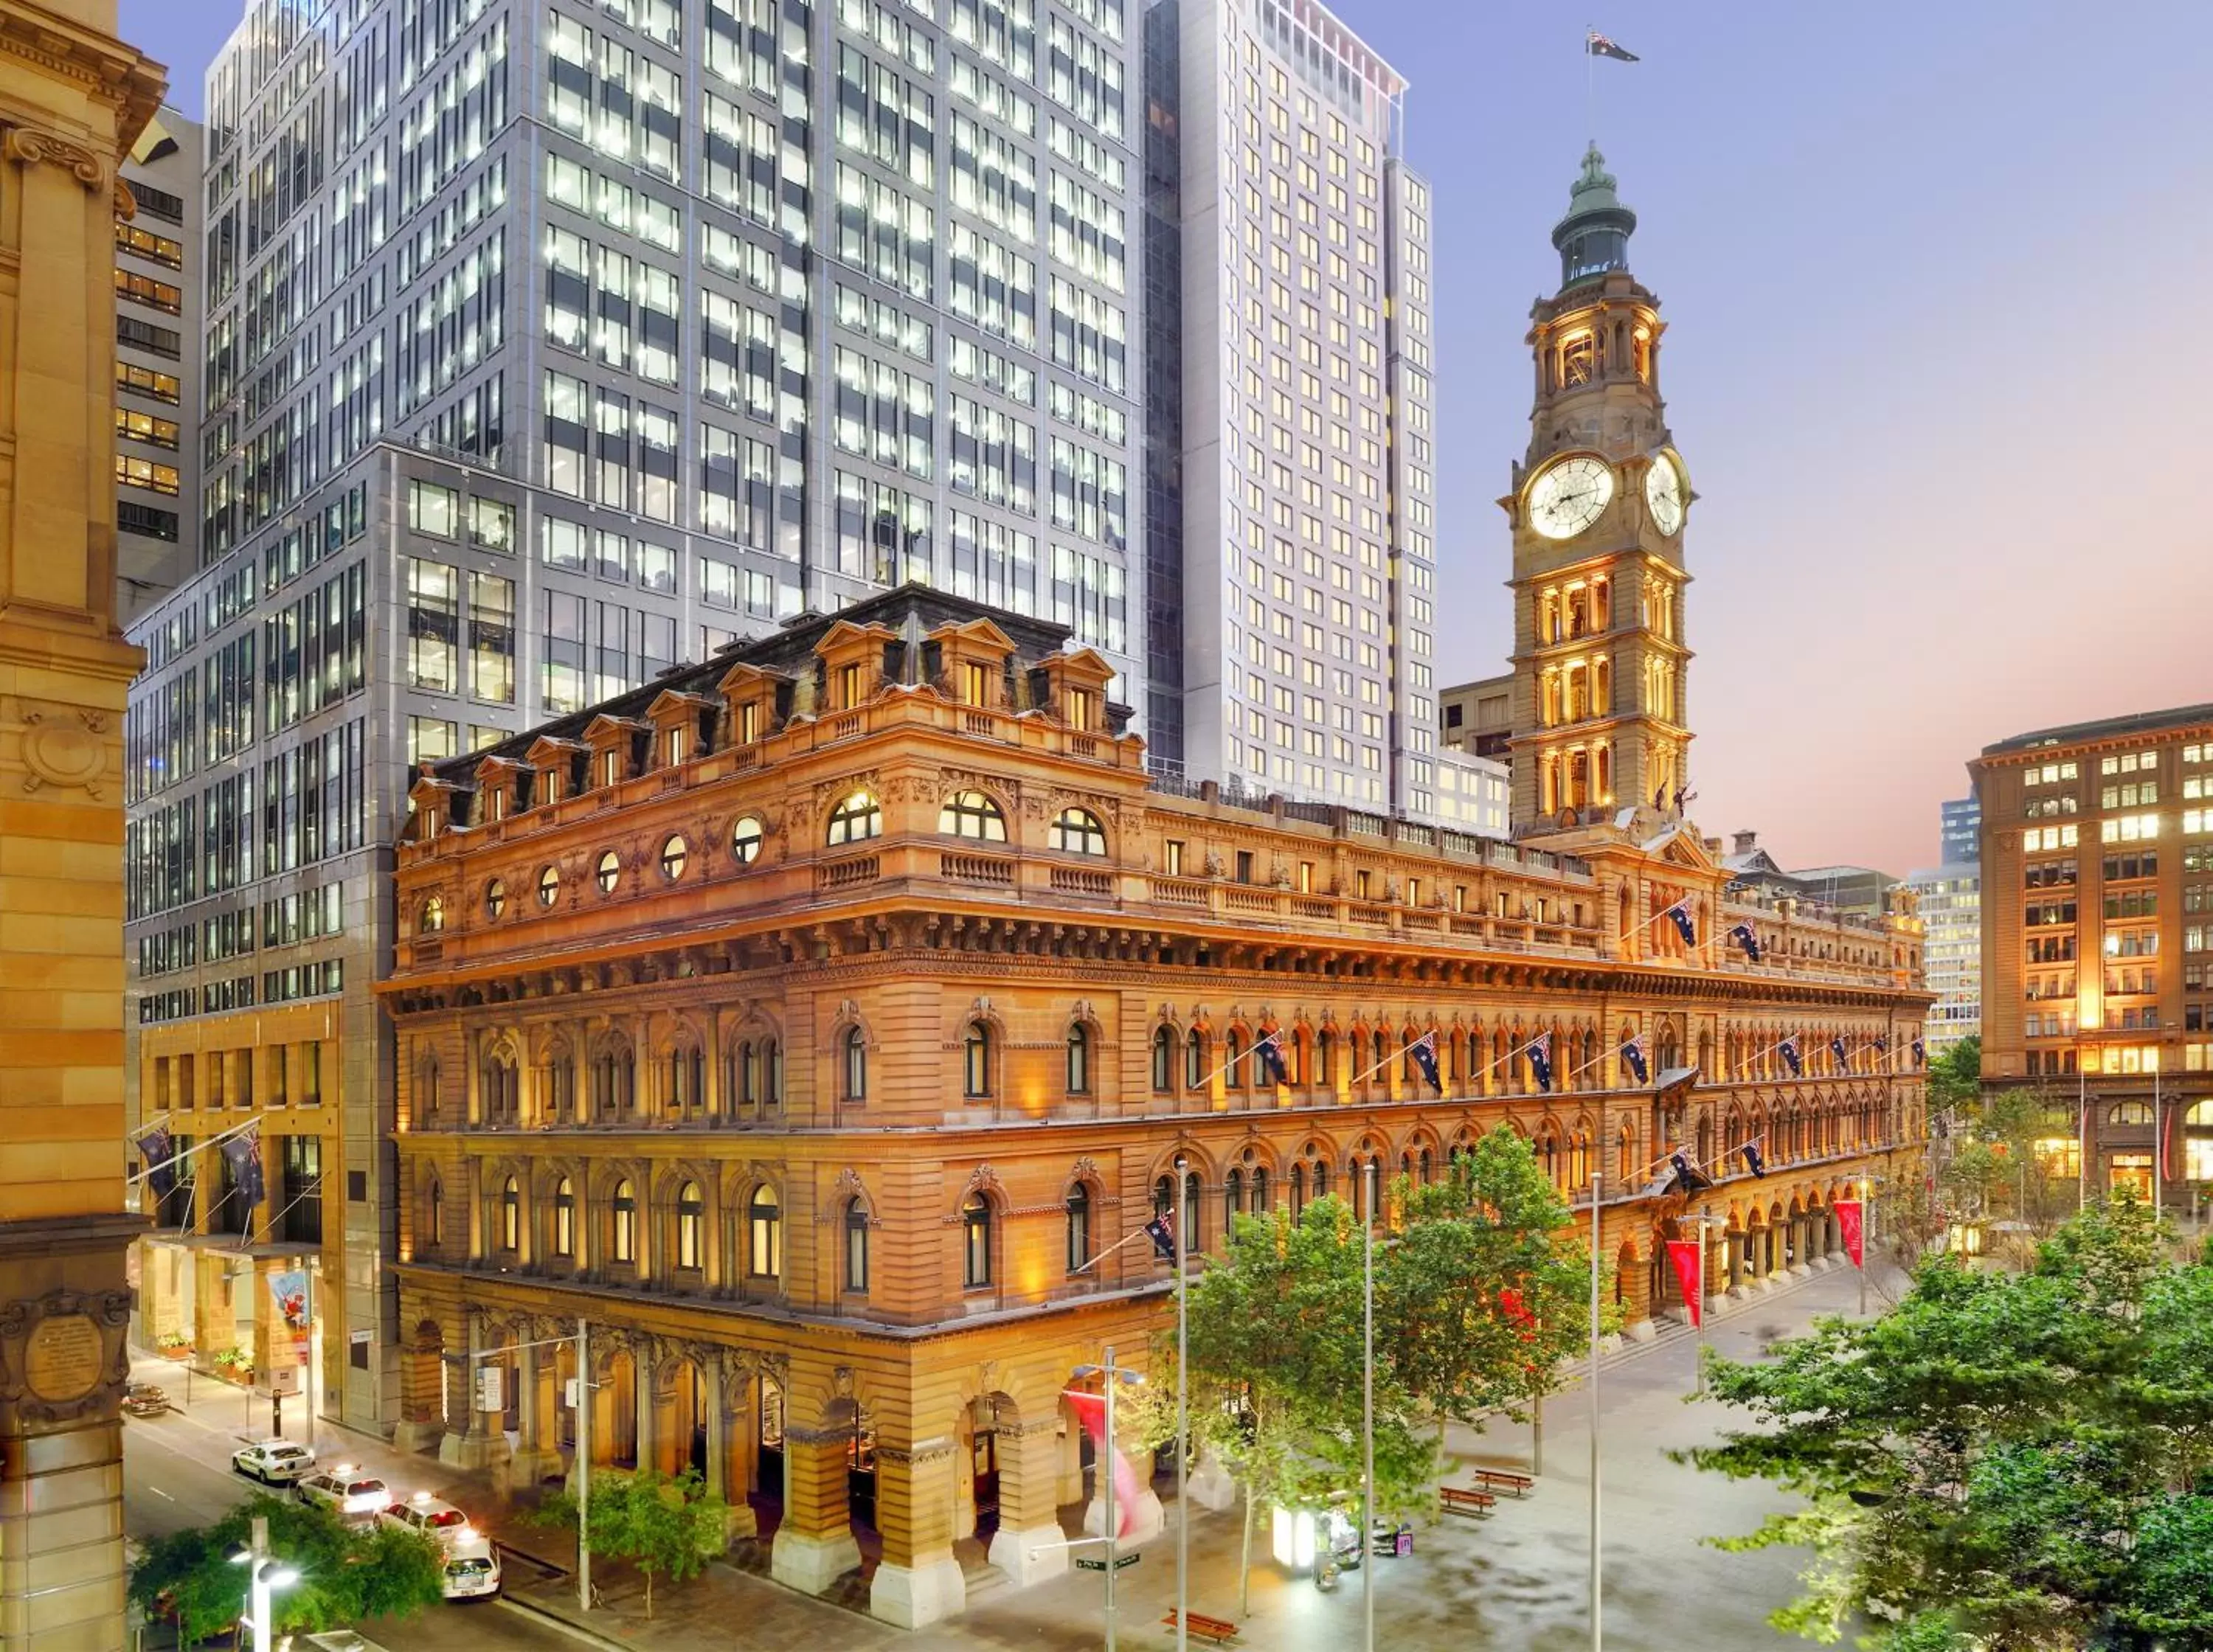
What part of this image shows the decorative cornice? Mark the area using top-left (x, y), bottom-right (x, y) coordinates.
top-left (3, 122), bottom-right (104, 188)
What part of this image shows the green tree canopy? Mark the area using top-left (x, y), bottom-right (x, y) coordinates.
top-left (1687, 1194), bottom-right (2213, 1652)
top-left (530, 1466), bottom-right (726, 1617)
top-left (128, 1493), bottom-right (445, 1645)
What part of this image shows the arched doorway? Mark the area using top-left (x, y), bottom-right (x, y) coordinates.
top-left (654, 1355), bottom-right (707, 1478)
top-left (601, 1347), bottom-right (638, 1468)
top-left (961, 1393), bottom-right (1014, 1544)
top-left (825, 1397), bottom-right (876, 1535)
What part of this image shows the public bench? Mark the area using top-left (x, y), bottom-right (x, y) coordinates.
top-left (1469, 1468), bottom-right (1535, 1499)
top-left (1437, 1485), bottom-right (1497, 1517)
top-left (1163, 1609), bottom-right (1240, 1645)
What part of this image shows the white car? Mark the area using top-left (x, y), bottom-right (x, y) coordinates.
top-left (231, 1439), bottom-right (316, 1485)
top-left (294, 1465), bottom-right (390, 1524)
top-left (381, 1493), bottom-right (502, 1601)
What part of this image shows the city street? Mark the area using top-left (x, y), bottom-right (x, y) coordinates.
top-left (125, 1260), bottom-right (1894, 1651)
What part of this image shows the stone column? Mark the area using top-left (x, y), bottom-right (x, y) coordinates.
top-left (869, 1438), bottom-right (966, 1629)
top-left (440, 1317), bottom-right (509, 1470)
top-left (508, 1343), bottom-right (554, 1489)
top-left (987, 1415), bottom-right (1069, 1586)
top-left (703, 1370), bottom-right (758, 1539)
top-left (635, 1347), bottom-right (662, 1474)
top-left (769, 1426), bottom-right (859, 1594)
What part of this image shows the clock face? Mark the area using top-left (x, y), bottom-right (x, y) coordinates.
top-left (1644, 454), bottom-right (1685, 535)
top-left (1528, 456), bottom-right (1614, 541)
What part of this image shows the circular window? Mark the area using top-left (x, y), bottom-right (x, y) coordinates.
top-left (730, 816), bottom-right (763, 865)
top-left (536, 864), bottom-right (561, 907)
top-left (660, 833), bottom-right (689, 881)
top-left (485, 878), bottom-right (506, 919)
top-left (595, 850), bottom-right (621, 893)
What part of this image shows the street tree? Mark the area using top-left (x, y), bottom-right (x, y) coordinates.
top-left (1925, 1034), bottom-right (1980, 1117)
top-left (1686, 1194), bottom-right (2213, 1652)
top-left (530, 1466), bottom-right (727, 1618)
top-left (128, 1493), bottom-right (445, 1645)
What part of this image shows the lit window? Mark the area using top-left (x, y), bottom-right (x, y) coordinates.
top-left (596, 850), bottom-right (621, 892)
top-left (730, 816), bottom-right (764, 864)
top-left (660, 833), bottom-right (688, 880)
top-left (938, 790), bottom-right (1007, 840)
top-left (1051, 806), bottom-right (1107, 855)
top-left (827, 789), bottom-right (882, 844)
top-left (537, 865), bottom-right (561, 906)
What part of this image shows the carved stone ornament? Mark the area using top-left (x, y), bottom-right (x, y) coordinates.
top-left (3, 125), bottom-right (108, 189)
top-left (831, 1364), bottom-right (856, 1400)
top-left (18, 706), bottom-right (109, 797)
top-left (0, 1287), bottom-right (134, 1428)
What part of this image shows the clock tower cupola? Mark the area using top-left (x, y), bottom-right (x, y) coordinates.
top-left (1503, 145), bottom-right (1693, 835)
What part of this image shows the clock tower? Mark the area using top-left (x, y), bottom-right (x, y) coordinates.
top-left (1503, 145), bottom-right (1692, 835)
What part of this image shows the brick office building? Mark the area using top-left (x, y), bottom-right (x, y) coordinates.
top-left (375, 586), bottom-right (1925, 1628)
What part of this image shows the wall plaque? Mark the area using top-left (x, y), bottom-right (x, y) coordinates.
top-left (23, 1315), bottom-right (103, 1404)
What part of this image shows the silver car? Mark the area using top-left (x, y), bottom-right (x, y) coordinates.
top-left (230, 1439), bottom-right (316, 1485)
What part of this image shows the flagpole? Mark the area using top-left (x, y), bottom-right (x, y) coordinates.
top-left (1587, 1162), bottom-right (1603, 1652)
top-left (2077, 1063), bottom-right (2087, 1212)
top-left (1584, 23), bottom-right (1596, 142)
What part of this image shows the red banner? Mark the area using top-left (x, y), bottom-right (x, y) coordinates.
top-left (1062, 1388), bottom-right (1146, 1538)
top-left (1835, 1199), bottom-right (1864, 1267)
top-left (1665, 1240), bottom-right (1703, 1328)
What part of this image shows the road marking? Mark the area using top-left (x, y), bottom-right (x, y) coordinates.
top-left (149, 1486), bottom-right (176, 1501)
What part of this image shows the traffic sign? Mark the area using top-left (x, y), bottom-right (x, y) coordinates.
top-left (1075, 1553), bottom-right (1140, 1572)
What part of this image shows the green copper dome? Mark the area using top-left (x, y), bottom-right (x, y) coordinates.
top-left (1551, 143), bottom-right (1638, 293)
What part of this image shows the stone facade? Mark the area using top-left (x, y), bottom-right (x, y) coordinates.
top-left (0, 0), bottom-right (164, 1643)
top-left (364, 588), bottom-right (1927, 1628)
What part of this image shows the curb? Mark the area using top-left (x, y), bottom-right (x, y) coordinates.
top-left (495, 1594), bottom-right (628, 1651)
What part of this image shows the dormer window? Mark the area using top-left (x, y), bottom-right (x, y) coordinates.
top-left (735, 700), bottom-right (761, 744)
top-left (663, 724), bottom-right (689, 768)
top-left (961, 662), bottom-right (993, 707)
top-left (599, 748), bottom-right (621, 789)
top-left (543, 770), bottom-right (564, 805)
top-left (423, 806), bottom-right (443, 836)
top-left (837, 662), bottom-right (865, 710)
top-left (487, 786), bottom-right (507, 822)
top-left (1065, 686), bottom-right (1097, 732)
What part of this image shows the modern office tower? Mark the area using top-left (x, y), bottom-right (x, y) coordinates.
top-left (1941, 793), bottom-right (1980, 867)
top-left (114, 107), bottom-right (202, 623)
top-left (1973, 704), bottom-right (2213, 1201)
top-left (0, 0), bottom-right (165, 1637)
top-left (1146, 0), bottom-right (1440, 816)
top-left (124, 0), bottom-right (1145, 1433)
top-left (1902, 862), bottom-right (1981, 1058)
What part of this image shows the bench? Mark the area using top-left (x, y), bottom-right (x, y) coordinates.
top-left (1470, 1468), bottom-right (1535, 1499)
top-left (1163, 1610), bottom-right (1240, 1645)
top-left (1437, 1486), bottom-right (1497, 1518)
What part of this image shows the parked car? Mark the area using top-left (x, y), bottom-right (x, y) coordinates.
top-left (122, 1382), bottom-right (168, 1418)
top-left (294, 1464), bottom-right (390, 1523)
top-left (380, 1493), bottom-right (502, 1600)
top-left (231, 1439), bottom-right (316, 1485)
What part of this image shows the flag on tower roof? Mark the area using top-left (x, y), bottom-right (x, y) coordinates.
top-left (1587, 30), bottom-right (1639, 61)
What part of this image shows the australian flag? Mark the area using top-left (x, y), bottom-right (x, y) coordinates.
top-left (1874, 1035), bottom-right (1889, 1055)
top-left (1667, 1151), bottom-right (1714, 1196)
top-left (1409, 1031), bottom-right (1442, 1096)
top-left (1528, 1032), bottom-right (1555, 1094)
top-left (1586, 29), bottom-right (1639, 61)
top-left (1911, 1038), bottom-right (1926, 1068)
top-left (1666, 902), bottom-right (1697, 947)
top-left (1621, 1033), bottom-right (1650, 1086)
top-left (1741, 1142), bottom-right (1767, 1179)
top-left (1254, 1028), bottom-right (1289, 1086)
top-left (221, 1125), bottom-right (265, 1211)
top-left (1830, 1035), bottom-right (1850, 1072)
top-left (1780, 1036), bottom-right (1804, 1079)
top-left (1143, 1209), bottom-right (1177, 1263)
top-left (139, 1128), bottom-right (176, 1201)
top-left (1728, 920), bottom-right (1762, 963)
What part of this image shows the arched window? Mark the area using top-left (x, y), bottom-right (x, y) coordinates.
top-left (962, 1193), bottom-right (993, 1286)
top-left (1225, 1031), bottom-right (1245, 1089)
top-left (1289, 1164), bottom-right (1305, 1218)
top-left (676, 1180), bottom-right (704, 1269)
top-left (764, 1038), bottom-right (783, 1108)
top-left (1151, 1027), bottom-right (1174, 1092)
top-left (1184, 1170), bottom-right (1202, 1252)
top-left (844, 1197), bottom-right (870, 1293)
top-left (1050, 807), bottom-right (1107, 856)
top-left (426, 1176), bottom-right (443, 1248)
top-left (421, 895), bottom-right (444, 934)
top-left (748, 1187), bottom-right (782, 1279)
top-left (964, 1021), bottom-right (991, 1097)
top-left (1250, 1166), bottom-right (1270, 1212)
top-left (827, 789), bottom-right (882, 844)
top-left (659, 833), bottom-right (689, 881)
top-left (1185, 1028), bottom-right (1205, 1089)
top-left (1224, 1168), bottom-right (1243, 1228)
top-left (499, 1175), bottom-right (520, 1251)
top-left (595, 849), bottom-right (621, 893)
top-left (1065, 1184), bottom-right (1092, 1273)
top-left (1317, 1030), bottom-right (1335, 1086)
top-left (843, 1027), bottom-right (867, 1102)
top-left (553, 1177), bottom-right (575, 1257)
top-left (1067, 1024), bottom-right (1091, 1094)
top-left (937, 790), bottom-right (1007, 840)
top-left (612, 1179), bottom-right (637, 1263)
top-left (1419, 1147), bottom-right (1434, 1185)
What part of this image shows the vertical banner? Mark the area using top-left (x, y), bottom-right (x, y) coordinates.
top-left (1665, 1240), bottom-right (1703, 1328)
top-left (1062, 1388), bottom-right (1145, 1538)
top-left (1835, 1200), bottom-right (1865, 1268)
top-left (268, 1268), bottom-right (310, 1369)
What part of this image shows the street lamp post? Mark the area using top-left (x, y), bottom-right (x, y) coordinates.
top-left (472, 1322), bottom-right (593, 1613)
top-left (230, 1515), bottom-right (299, 1652)
top-left (1071, 1350), bottom-right (1143, 1652)
top-left (1174, 1159), bottom-right (1190, 1652)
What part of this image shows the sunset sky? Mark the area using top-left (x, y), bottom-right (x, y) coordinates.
top-left (123, 1), bottom-right (2212, 875)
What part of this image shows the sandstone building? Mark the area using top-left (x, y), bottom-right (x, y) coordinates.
top-left (368, 584), bottom-right (1928, 1628)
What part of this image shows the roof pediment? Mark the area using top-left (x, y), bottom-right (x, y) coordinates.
top-left (814, 618), bottom-right (899, 656)
top-left (926, 616), bottom-right (1017, 653)
top-left (581, 713), bottom-right (649, 746)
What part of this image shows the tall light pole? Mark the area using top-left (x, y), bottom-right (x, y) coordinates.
top-left (231, 1515), bottom-right (298, 1652)
top-left (575, 1316), bottom-right (591, 1614)
top-left (1362, 1159), bottom-right (1377, 1652)
top-left (1587, 1162), bottom-right (1604, 1652)
top-left (1072, 1352), bottom-right (1143, 1652)
top-left (1174, 1159), bottom-right (1190, 1652)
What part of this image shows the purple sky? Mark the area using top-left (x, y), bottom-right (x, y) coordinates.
top-left (123, 1), bottom-right (2212, 875)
